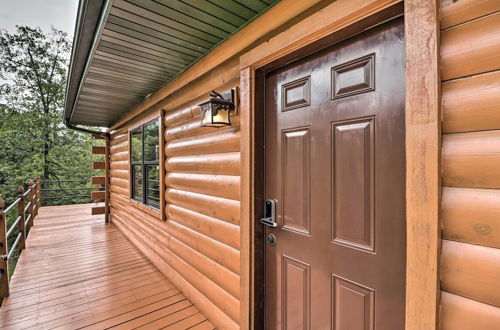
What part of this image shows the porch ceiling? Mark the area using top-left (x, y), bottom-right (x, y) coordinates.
top-left (65, 0), bottom-right (278, 127)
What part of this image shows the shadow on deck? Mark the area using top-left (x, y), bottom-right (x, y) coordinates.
top-left (0, 204), bottom-right (214, 329)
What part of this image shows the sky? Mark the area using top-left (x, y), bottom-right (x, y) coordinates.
top-left (0, 0), bottom-right (79, 36)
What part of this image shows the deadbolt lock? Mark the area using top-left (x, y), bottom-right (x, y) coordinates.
top-left (260, 199), bottom-right (277, 227)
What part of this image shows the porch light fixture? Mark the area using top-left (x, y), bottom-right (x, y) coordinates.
top-left (199, 89), bottom-right (235, 127)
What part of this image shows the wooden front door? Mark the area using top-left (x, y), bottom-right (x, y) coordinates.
top-left (263, 18), bottom-right (405, 329)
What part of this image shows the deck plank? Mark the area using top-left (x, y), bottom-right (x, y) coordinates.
top-left (0, 204), bottom-right (214, 329)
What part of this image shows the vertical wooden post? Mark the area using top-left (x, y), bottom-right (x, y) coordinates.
top-left (105, 135), bottom-right (110, 223)
top-left (17, 186), bottom-right (26, 251)
top-left (27, 180), bottom-right (34, 232)
top-left (405, 0), bottom-right (441, 329)
top-left (35, 178), bottom-right (41, 216)
top-left (0, 198), bottom-right (9, 298)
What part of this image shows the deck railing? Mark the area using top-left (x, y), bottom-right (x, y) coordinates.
top-left (0, 178), bottom-right (41, 300)
top-left (40, 179), bottom-right (96, 206)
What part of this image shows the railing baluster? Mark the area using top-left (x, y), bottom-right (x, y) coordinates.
top-left (0, 198), bottom-right (9, 298)
top-left (27, 180), bottom-right (34, 233)
top-left (17, 187), bottom-right (26, 251)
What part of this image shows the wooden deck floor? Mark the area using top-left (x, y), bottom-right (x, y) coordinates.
top-left (0, 204), bottom-right (214, 330)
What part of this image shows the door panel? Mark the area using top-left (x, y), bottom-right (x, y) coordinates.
top-left (264, 18), bottom-right (405, 330)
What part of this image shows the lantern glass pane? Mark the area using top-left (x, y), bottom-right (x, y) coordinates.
top-left (213, 108), bottom-right (229, 125)
top-left (201, 107), bottom-right (213, 125)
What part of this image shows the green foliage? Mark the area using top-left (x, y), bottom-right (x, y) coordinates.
top-left (0, 26), bottom-right (99, 206)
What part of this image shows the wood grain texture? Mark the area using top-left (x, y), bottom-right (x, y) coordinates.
top-left (441, 12), bottom-right (500, 80)
top-left (441, 291), bottom-right (500, 330)
top-left (442, 186), bottom-right (500, 249)
top-left (240, 0), bottom-right (400, 68)
top-left (0, 204), bottom-right (213, 330)
top-left (441, 239), bottom-right (500, 307)
top-left (166, 153), bottom-right (240, 176)
top-left (405, 1), bottom-right (441, 329)
top-left (442, 70), bottom-right (500, 133)
top-left (110, 0), bottom-right (325, 130)
top-left (442, 130), bottom-right (500, 188)
top-left (440, 0), bottom-right (500, 29)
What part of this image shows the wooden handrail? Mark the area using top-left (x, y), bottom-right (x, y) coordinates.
top-left (0, 177), bottom-right (42, 302)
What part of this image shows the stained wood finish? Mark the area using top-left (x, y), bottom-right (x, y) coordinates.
top-left (441, 292), bottom-right (500, 330)
top-left (441, 239), bottom-right (500, 307)
top-left (109, 90), bottom-right (241, 328)
top-left (442, 131), bottom-right (500, 189)
top-left (441, 11), bottom-right (500, 81)
top-left (0, 204), bottom-right (213, 329)
top-left (440, 0), bottom-right (500, 29)
top-left (442, 187), bottom-right (500, 249)
top-left (264, 19), bottom-right (405, 329)
top-left (440, 1), bottom-right (500, 328)
top-left (442, 71), bottom-right (500, 133)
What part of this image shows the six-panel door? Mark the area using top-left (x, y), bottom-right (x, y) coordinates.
top-left (264, 18), bottom-right (406, 330)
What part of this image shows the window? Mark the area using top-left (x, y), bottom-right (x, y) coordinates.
top-left (130, 119), bottom-right (160, 208)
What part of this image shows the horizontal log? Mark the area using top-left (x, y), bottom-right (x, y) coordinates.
top-left (165, 115), bottom-right (240, 142)
top-left (164, 105), bottom-right (201, 127)
top-left (111, 215), bottom-right (239, 328)
top-left (110, 160), bottom-right (128, 171)
top-left (110, 185), bottom-right (128, 197)
top-left (91, 176), bottom-right (105, 185)
top-left (441, 239), bottom-right (500, 307)
top-left (166, 128), bottom-right (240, 157)
top-left (166, 152), bottom-right (240, 176)
top-left (91, 146), bottom-right (106, 155)
top-left (92, 134), bottom-right (105, 140)
top-left (442, 70), bottom-right (500, 133)
top-left (91, 206), bottom-right (105, 215)
top-left (441, 291), bottom-right (500, 330)
top-left (110, 134), bottom-right (127, 146)
top-left (91, 191), bottom-right (105, 201)
top-left (442, 130), bottom-right (500, 188)
top-left (441, 12), bottom-right (500, 80)
top-left (440, 0), bottom-right (500, 29)
top-left (110, 151), bottom-right (128, 162)
top-left (159, 232), bottom-right (240, 299)
top-left (442, 186), bottom-right (500, 249)
top-left (165, 219), bottom-right (240, 275)
top-left (110, 177), bottom-right (129, 189)
top-left (109, 140), bottom-right (128, 154)
top-left (166, 173), bottom-right (240, 201)
top-left (110, 169), bottom-right (129, 180)
top-left (92, 161), bottom-right (105, 170)
top-left (166, 188), bottom-right (239, 225)
top-left (166, 204), bottom-right (240, 250)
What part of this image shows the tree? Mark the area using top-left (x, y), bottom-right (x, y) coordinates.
top-left (0, 26), bottom-right (98, 205)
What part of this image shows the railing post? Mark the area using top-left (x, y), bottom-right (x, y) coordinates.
top-left (0, 198), bottom-right (9, 299)
top-left (26, 180), bottom-right (34, 233)
top-left (35, 178), bottom-right (41, 214)
top-left (17, 186), bottom-right (26, 251)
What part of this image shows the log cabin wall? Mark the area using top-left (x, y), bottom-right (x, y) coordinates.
top-left (439, 1), bottom-right (500, 328)
top-left (108, 57), bottom-right (242, 329)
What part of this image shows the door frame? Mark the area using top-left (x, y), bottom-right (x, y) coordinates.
top-left (239, 1), bottom-right (441, 329)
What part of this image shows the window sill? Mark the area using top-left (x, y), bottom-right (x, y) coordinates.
top-left (129, 198), bottom-right (161, 220)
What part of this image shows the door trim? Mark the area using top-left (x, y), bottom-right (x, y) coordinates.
top-left (239, 1), bottom-right (441, 329)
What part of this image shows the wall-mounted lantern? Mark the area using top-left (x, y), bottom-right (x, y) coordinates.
top-left (199, 89), bottom-right (236, 127)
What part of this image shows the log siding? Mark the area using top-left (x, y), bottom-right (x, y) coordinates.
top-left (440, 1), bottom-right (500, 329)
top-left (109, 61), bottom-right (241, 328)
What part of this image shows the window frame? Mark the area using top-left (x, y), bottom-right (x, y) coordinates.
top-left (130, 118), bottom-right (160, 209)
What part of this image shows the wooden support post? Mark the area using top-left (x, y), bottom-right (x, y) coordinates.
top-left (35, 178), bottom-right (41, 215)
top-left (17, 186), bottom-right (26, 251)
top-left (104, 135), bottom-right (110, 223)
top-left (27, 180), bottom-right (34, 232)
top-left (0, 198), bottom-right (9, 299)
